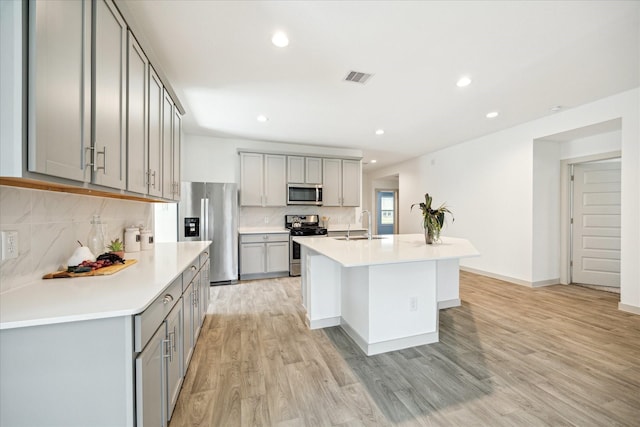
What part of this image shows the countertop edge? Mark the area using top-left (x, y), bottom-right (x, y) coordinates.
top-left (0, 241), bottom-right (211, 330)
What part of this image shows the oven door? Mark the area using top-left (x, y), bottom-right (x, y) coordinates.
top-left (290, 236), bottom-right (301, 276)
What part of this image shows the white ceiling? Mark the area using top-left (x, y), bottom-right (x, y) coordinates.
top-left (118, 0), bottom-right (639, 170)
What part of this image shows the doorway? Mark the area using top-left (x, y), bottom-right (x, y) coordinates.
top-left (375, 189), bottom-right (398, 235)
top-left (570, 160), bottom-right (621, 288)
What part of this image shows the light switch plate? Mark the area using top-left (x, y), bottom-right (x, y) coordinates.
top-left (1, 230), bottom-right (19, 260)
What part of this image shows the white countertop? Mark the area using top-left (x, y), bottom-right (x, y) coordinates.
top-left (293, 234), bottom-right (479, 267)
top-left (0, 241), bottom-right (211, 330)
top-left (238, 227), bottom-right (289, 234)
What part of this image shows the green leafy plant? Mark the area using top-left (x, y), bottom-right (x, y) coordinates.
top-left (107, 238), bottom-right (124, 252)
top-left (411, 193), bottom-right (454, 243)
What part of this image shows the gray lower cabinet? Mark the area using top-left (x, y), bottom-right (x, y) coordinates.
top-left (239, 233), bottom-right (290, 279)
top-left (0, 248), bottom-right (209, 426)
top-left (135, 298), bottom-right (182, 427)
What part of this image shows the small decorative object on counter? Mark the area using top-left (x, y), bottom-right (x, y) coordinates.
top-left (67, 241), bottom-right (96, 267)
top-left (321, 216), bottom-right (330, 228)
top-left (411, 193), bottom-right (454, 244)
top-left (140, 229), bottom-right (154, 250)
top-left (124, 226), bottom-right (141, 252)
top-left (87, 215), bottom-right (105, 257)
top-left (107, 238), bottom-right (125, 258)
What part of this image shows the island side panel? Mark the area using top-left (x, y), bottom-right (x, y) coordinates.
top-left (304, 248), bottom-right (342, 329)
top-left (0, 316), bottom-right (135, 427)
top-left (340, 265), bottom-right (371, 345)
top-left (368, 261), bottom-right (438, 344)
top-left (437, 258), bottom-right (461, 309)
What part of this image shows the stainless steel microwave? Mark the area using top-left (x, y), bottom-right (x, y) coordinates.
top-left (287, 184), bottom-right (323, 205)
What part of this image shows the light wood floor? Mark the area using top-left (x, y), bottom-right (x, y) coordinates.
top-left (169, 272), bottom-right (640, 427)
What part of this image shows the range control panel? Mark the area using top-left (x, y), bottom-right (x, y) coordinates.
top-left (184, 217), bottom-right (200, 237)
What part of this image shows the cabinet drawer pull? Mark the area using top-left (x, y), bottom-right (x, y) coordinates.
top-left (162, 294), bottom-right (174, 305)
top-left (191, 265), bottom-right (197, 271)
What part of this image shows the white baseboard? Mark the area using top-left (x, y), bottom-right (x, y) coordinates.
top-left (460, 266), bottom-right (559, 288)
top-left (308, 316), bottom-right (341, 329)
top-left (618, 303), bottom-right (640, 315)
top-left (438, 298), bottom-right (461, 309)
top-left (340, 318), bottom-right (439, 356)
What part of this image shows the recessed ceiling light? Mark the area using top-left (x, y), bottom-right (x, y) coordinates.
top-left (257, 114), bottom-right (269, 122)
top-left (370, 160), bottom-right (377, 164)
top-left (375, 129), bottom-right (384, 135)
top-left (271, 31), bottom-right (289, 47)
top-left (486, 111), bottom-right (499, 119)
top-left (456, 76), bottom-right (472, 87)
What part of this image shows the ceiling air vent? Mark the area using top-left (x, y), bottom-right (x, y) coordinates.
top-left (344, 70), bottom-right (373, 84)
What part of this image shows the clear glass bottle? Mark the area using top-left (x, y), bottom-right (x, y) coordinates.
top-left (87, 215), bottom-right (105, 257)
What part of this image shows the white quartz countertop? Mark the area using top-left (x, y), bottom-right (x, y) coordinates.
top-left (0, 241), bottom-right (211, 330)
top-left (293, 234), bottom-right (479, 267)
top-left (238, 227), bottom-right (289, 234)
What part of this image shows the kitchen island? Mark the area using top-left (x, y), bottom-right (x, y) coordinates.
top-left (294, 234), bottom-right (479, 355)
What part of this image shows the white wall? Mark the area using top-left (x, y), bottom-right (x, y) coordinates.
top-left (366, 88), bottom-right (639, 311)
top-left (182, 134), bottom-right (362, 183)
top-left (532, 140), bottom-right (561, 284)
top-left (560, 130), bottom-right (622, 159)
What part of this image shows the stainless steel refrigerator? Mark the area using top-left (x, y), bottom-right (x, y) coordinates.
top-left (178, 182), bottom-right (238, 284)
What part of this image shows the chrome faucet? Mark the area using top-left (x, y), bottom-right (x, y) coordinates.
top-left (346, 223), bottom-right (351, 241)
top-left (361, 210), bottom-right (372, 240)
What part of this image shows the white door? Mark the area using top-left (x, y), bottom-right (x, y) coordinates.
top-left (572, 162), bottom-right (621, 287)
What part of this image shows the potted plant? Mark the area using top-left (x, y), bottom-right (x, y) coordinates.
top-left (411, 193), bottom-right (454, 244)
top-left (107, 238), bottom-right (125, 258)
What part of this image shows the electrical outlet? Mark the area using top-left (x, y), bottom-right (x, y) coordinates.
top-left (264, 216), bottom-right (269, 224)
top-left (1, 230), bottom-right (19, 260)
top-left (409, 296), bottom-right (418, 312)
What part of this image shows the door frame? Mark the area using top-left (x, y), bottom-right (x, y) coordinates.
top-left (559, 150), bottom-right (621, 285)
top-left (374, 188), bottom-right (399, 235)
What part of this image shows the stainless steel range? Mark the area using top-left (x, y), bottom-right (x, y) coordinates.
top-left (285, 214), bottom-right (328, 276)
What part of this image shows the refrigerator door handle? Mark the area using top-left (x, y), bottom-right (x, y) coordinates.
top-left (200, 198), bottom-right (206, 240)
top-left (204, 198), bottom-right (210, 240)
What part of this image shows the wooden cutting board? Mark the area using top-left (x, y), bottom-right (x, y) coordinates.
top-left (43, 259), bottom-right (138, 279)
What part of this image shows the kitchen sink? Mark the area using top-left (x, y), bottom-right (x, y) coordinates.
top-left (334, 236), bottom-right (387, 241)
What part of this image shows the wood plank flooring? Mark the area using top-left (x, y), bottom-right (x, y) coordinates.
top-left (169, 271), bottom-right (640, 427)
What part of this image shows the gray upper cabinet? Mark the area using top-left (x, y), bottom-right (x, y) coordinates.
top-left (322, 158), bottom-right (361, 207)
top-left (126, 31), bottom-right (148, 195)
top-left (305, 157), bottom-right (322, 184)
top-left (240, 153), bottom-right (286, 207)
top-left (28, 0), bottom-right (91, 182)
top-left (161, 90), bottom-right (174, 199)
top-left (287, 156), bottom-right (305, 183)
top-left (26, 0), bottom-right (181, 199)
top-left (287, 156), bottom-right (322, 184)
top-left (93, 0), bottom-right (127, 189)
top-left (148, 67), bottom-right (163, 197)
top-left (172, 110), bottom-right (182, 201)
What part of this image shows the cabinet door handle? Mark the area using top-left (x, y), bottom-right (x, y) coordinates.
top-left (169, 326), bottom-right (177, 353)
top-left (96, 146), bottom-right (106, 172)
top-left (85, 146), bottom-right (95, 168)
top-left (163, 294), bottom-right (174, 305)
top-left (162, 338), bottom-right (171, 362)
top-left (152, 171), bottom-right (156, 188)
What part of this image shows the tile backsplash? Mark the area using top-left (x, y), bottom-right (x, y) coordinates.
top-left (0, 186), bottom-right (153, 293)
top-left (240, 206), bottom-right (359, 229)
